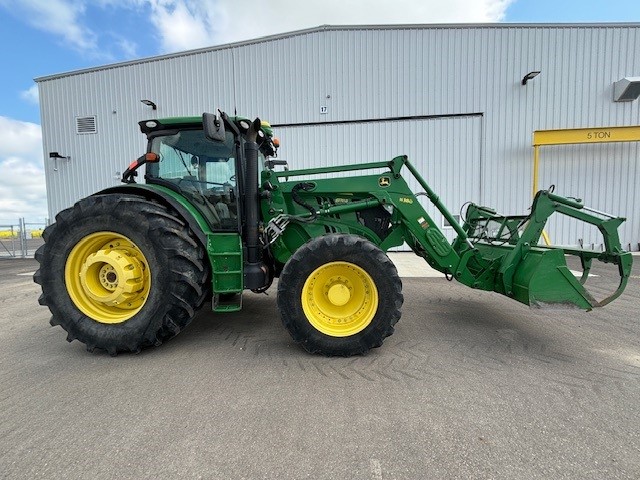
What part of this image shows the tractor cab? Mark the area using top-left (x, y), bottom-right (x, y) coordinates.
top-left (134, 115), bottom-right (278, 231)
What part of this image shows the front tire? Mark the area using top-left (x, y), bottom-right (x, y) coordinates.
top-left (277, 234), bottom-right (403, 356)
top-left (34, 194), bottom-right (209, 354)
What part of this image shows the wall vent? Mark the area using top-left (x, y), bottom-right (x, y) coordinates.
top-left (76, 116), bottom-right (97, 134)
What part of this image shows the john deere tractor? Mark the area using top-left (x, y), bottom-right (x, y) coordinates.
top-left (34, 112), bottom-right (633, 356)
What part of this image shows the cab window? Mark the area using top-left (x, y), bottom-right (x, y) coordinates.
top-left (147, 129), bottom-right (238, 230)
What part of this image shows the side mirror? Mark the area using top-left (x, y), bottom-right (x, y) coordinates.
top-left (203, 112), bottom-right (226, 142)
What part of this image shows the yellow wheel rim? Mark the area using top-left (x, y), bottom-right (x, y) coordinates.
top-left (64, 232), bottom-right (151, 324)
top-left (301, 261), bottom-right (378, 337)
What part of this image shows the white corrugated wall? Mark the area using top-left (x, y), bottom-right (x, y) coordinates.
top-left (37, 24), bottom-right (640, 249)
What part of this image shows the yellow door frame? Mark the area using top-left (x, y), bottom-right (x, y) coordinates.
top-left (532, 125), bottom-right (640, 245)
top-left (533, 125), bottom-right (640, 195)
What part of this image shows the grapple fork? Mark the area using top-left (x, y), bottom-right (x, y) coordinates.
top-left (463, 190), bottom-right (632, 310)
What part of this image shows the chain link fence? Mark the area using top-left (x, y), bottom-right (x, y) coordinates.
top-left (0, 219), bottom-right (48, 258)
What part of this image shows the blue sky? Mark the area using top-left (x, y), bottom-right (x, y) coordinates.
top-left (0, 0), bottom-right (639, 222)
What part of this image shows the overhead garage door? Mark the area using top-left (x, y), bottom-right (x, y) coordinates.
top-left (274, 115), bottom-right (483, 250)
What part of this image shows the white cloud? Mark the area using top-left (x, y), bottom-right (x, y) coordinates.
top-left (116, 37), bottom-right (139, 58)
top-left (0, 117), bottom-right (47, 222)
top-left (126, 0), bottom-right (514, 53)
top-left (0, 158), bottom-right (47, 223)
top-left (0, 0), bottom-right (132, 60)
top-left (139, 0), bottom-right (513, 52)
top-left (147, 0), bottom-right (219, 52)
top-left (0, 0), bottom-right (98, 54)
top-left (20, 85), bottom-right (40, 105)
top-left (0, 117), bottom-right (42, 159)
top-left (212, 0), bottom-right (514, 45)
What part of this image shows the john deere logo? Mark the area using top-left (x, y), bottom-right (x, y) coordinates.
top-left (378, 176), bottom-right (391, 187)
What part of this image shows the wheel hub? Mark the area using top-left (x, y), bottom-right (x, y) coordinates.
top-left (327, 282), bottom-right (351, 306)
top-left (65, 232), bottom-right (151, 324)
top-left (80, 247), bottom-right (145, 307)
top-left (99, 265), bottom-right (118, 290)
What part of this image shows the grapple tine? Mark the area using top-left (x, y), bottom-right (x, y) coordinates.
top-left (578, 256), bottom-right (593, 285)
top-left (595, 252), bottom-right (633, 307)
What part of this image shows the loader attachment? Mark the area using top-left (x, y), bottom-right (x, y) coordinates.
top-left (463, 190), bottom-right (632, 310)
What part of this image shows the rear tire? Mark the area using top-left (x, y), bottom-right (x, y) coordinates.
top-left (277, 234), bottom-right (403, 356)
top-left (34, 194), bottom-right (209, 354)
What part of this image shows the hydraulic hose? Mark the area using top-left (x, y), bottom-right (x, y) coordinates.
top-left (291, 182), bottom-right (318, 220)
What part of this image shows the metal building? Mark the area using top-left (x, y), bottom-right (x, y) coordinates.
top-left (36, 23), bottom-right (640, 250)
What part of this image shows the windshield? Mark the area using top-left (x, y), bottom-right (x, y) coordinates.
top-left (148, 129), bottom-right (236, 184)
top-left (146, 129), bottom-right (239, 230)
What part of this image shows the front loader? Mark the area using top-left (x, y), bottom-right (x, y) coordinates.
top-left (34, 112), bottom-right (633, 356)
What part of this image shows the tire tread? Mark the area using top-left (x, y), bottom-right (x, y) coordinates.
top-left (278, 234), bottom-right (403, 356)
top-left (34, 193), bottom-right (210, 354)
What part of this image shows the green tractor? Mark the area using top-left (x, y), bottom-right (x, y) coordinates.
top-left (34, 112), bottom-right (633, 356)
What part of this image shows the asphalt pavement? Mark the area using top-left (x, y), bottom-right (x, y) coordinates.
top-left (1, 255), bottom-right (639, 479)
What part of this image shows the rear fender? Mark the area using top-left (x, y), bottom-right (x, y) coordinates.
top-left (93, 185), bottom-right (211, 246)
